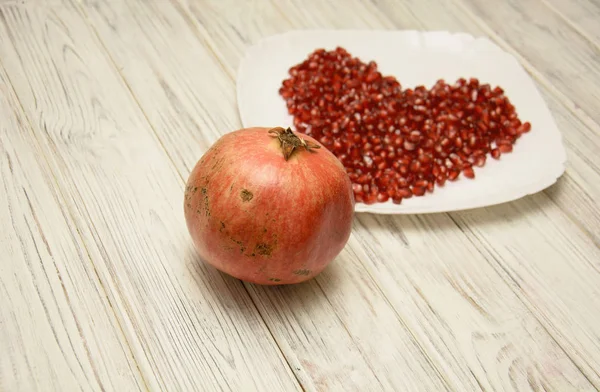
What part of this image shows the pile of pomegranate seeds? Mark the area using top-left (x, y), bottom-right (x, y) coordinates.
top-left (279, 47), bottom-right (531, 205)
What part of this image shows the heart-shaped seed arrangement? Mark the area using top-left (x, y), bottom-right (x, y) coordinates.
top-left (279, 47), bottom-right (531, 205)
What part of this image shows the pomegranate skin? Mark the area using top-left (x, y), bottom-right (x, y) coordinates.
top-left (184, 127), bottom-right (355, 285)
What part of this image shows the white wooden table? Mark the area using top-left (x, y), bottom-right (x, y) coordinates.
top-left (1, 0), bottom-right (599, 391)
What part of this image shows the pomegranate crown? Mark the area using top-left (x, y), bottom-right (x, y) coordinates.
top-left (268, 127), bottom-right (321, 160)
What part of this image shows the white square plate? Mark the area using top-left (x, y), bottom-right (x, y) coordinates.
top-left (235, 30), bottom-right (566, 214)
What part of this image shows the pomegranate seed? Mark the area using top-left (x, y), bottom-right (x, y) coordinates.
top-left (463, 166), bottom-right (475, 179)
top-left (518, 122), bottom-right (531, 133)
top-left (496, 138), bottom-right (512, 146)
top-left (410, 161), bottom-right (421, 173)
top-left (499, 144), bottom-right (513, 153)
top-left (491, 148), bottom-right (501, 159)
top-left (474, 155), bottom-right (486, 167)
top-left (448, 170), bottom-right (460, 181)
top-left (396, 188), bottom-right (412, 199)
top-left (468, 135), bottom-right (477, 147)
top-left (404, 140), bottom-right (417, 151)
top-left (377, 192), bottom-right (390, 203)
top-left (418, 153), bottom-right (432, 164)
top-left (357, 174), bottom-right (369, 184)
top-left (364, 193), bottom-right (378, 204)
top-left (409, 130), bottom-right (422, 142)
top-left (412, 186), bottom-right (426, 196)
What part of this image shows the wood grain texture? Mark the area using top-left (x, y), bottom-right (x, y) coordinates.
top-left (449, 195), bottom-right (600, 387)
top-left (541, 0), bottom-right (600, 45)
top-left (243, 239), bottom-right (451, 391)
top-left (79, 1), bottom-right (452, 390)
top-left (2, 0), bottom-right (599, 391)
top-left (0, 65), bottom-right (144, 391)
top-left (87, 0), bottom-right (599, 390)
top-left (0, 2), bottom-right (300, 391)
top-left (540, 97), bottom-right (600, 243)
top-left (352, 212), bottom-right (597, 392)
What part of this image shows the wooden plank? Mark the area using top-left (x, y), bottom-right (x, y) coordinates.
top-left (344, 0), bottom-right (600, 386)
top-left (450, 194), bottom-right (600, 386)
top-left (79, 0), bottom-right (452, 390)
top-left (541, 97), bottom-right (600, 243)
top-left (0, 2), bottom-right (301, 391)
top-left (89, 0), bottom-right (598, 390)
top-left (242, 239), bottom-right (451, 391)
top-left (352, 211), bottom-right (598, 391)
top-left (541, 0), bottom-right (600, 46)
top-left (0, 65), bottom-right (145, 390)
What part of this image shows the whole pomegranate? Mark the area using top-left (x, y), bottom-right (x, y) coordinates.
top-left (184, 126), bottom-right (355, 285)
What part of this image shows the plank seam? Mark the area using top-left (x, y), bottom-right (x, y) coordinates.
top-left (0, 8), bottom-right (151, 392)
top-left (72, 0), bottom-right (304, 390)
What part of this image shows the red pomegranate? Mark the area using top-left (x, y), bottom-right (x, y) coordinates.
top-left (184, 126), bottom-right (355, 285)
